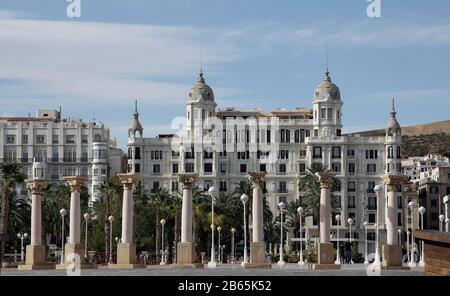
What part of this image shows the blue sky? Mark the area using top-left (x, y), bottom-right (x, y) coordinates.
top-left (1, 0), bottom-right (449, 149)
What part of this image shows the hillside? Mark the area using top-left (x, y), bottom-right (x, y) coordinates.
top-left (346, 120), bottom-right (450, 158)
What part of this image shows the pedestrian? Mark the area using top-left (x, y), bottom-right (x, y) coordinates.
top-left (344, 240), bottom-right (352, 264)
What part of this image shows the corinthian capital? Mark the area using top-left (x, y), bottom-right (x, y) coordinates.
top-left (314, 171), bottom-right (336, 189)
top-left (117, 174), bottom-right (140, 190)
top-left (25, 179), bottom-right (48, 195)
top-left (382, 175), bottom-right (405, 192)
top-left (177, 173), bottom-right (198, 190)
top-left (248, 171), bottom-right (266, 189)
top-left (63, 176), bottom-right (87, 193)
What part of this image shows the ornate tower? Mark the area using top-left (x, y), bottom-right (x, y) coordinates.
top-left (312, 70), bottom-right (343, 138)
top-left (127, 101), bottom-right (143, 175)
top-left (385, 99), bottom-right (402, 175)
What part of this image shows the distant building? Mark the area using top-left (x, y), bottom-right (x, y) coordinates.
top-left (0, 109), bottom-right (125, 203)
top-left (418, 166), bottom-right (450, 229)
top-left (402, 155), bottom-right (450, 181)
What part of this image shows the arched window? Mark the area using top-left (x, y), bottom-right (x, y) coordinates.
top-left (387, 146), bottom-right (394, 159)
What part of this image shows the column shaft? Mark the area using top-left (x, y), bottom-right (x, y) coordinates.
top-left (31, 194), bottom-right (42, 245)
top-left (320, 186), bottom-right (331, 243)
top-left (121, 187), bottom-right (133, 244)
top-left (181, 188), bottom-right (193, 243)
top-left (252, 187), bottom-right (263, 242)
top-left (386, 190), bottom-right (397, 245)
top-left (69, 191), bottom-right (81, 244)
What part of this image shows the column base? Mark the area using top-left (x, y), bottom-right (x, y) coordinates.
top-left (18, 263), bottom-right (55, 270)
top-left (249, 241), bottom-right (267, 264)
top-left (64, 243), bottom-right (86, 264)
top-left (382, 245), bottom-right (402, 268)
top-left (108, 263), bottom-right (146, 269)
top-left (117, 243), bottom-right (136, 265)
top-left (22, 245), bottom-right (47, 267)
top-left (317, 243), bottom-right (335, 265)
top-left (177, 242), bottom-right (196, 265)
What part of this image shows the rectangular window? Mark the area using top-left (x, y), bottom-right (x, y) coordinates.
top-left (220, 163), bottom-right (227, 174)
top-left (278, 181), bottom-right (287, 193)
top-left (185, 163), bottom-right (194, 173)
top-left (348, 163), bottom-right (355, 173)
top-left (81, 135), bottom-right (88, 144)
top-left (397, 213), bottom-right (402, 226)
top-left (279, 164), bottom-right (286, 173)
top-left (348, 196), bottom-right (356, 208)
top-left (153, 164), bottom-right (160, 174)
top-left (240, 164), bottom-right (247, 173)
top-left (65, 135), bottom-right (75, 144)
top-left (348, 182), bottom-right (356, 192)
top-left (52, 135), bottom-right (59, 144)
top-left (331, 146), bottom-right (341, 158)
top-left (398, 196), bottom-right (403, 209)
top-left (368, 196), bottom-right (377, 210)
top-left (431, 199), bottom-right (437, 207)
top-left (347, 149), bottom-right (355, 157)
top-left (21, 152), bottom-right (28, 163)
top-left (313, 147), bottom-right (322, 159)
top-left (22, 135), bottom-right (28, 144)
top-left (299, 163), bottom-right (306, 173)
top-left (204, 163), bottom-right (213, 173)
top-left (6, 135), bottom-right (15, 144)
top-left (152, 182), bottom-right (160, 192)
top-left (260, 164), bottom-right (266, 172)
top-left (172, 164), bottom-right (179, 174)
top-left (367, 164), bottom-right (377, 173)
top-left (367, 182), bottom-right (375, 193)
top-left (135, 164), bottom-right (140, 173)
top-left (331, 163), bottom-right (341, 173)
top-left (219, 181), bottom-right (227, 192)
top-left (171, 181), bottom-right (179, 191)
top-left (369, 214), bottom-right (376, 223)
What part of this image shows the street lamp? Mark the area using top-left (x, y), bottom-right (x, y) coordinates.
top-left (408, 201), bottom-right (417, 267)
top-left (363, 221), bottom-right (369, 264)
top-left (297, 206), bottom-right (304, 266)
top-left (160, 219), bottom-right (166, 265)
top-left (418, 206), bottom-right (426, 267)
top-left (278, 202), bottom-right (286, 267)
top-left (373, 184), bottom-right (382, 266)
top-left (108, 215), bottom-right (114, 264)
top-left (17, 232), bottom-right (28, 263)
top-left (217, 226), bottom-right (222, 263)
top-left (231, 228), bottom-right (236, 263)
top-left (59, 208), bottom-right (66, 264)
top-left (240, 194), bottom-right (249, 266)
top-left (439, 215), bottom-right (445, 232)
top-left (347, 218), bottom-right (354, 264)
top-left (83, 213), bottom-right (91, 260)
top-left (406, 230), bottom-right (411, 264)
top-left (446, 218), bottom-right (450, 233)
top-left (208, 186), bottom-right (217, 268)
top-left (335, 214), bottom-right (341, 265)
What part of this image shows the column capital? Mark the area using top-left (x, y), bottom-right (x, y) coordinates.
top-left (314, 171), bottom-right (336, 189)
top-left (382, 175), bottom-right (405, 192)
top-left (117, 174), bottom-right (140, 190)
top-left (248, 171), bottom-right (266, 188)
top-left (63, 176), bottom-right (87, 193)
top-left (25, 179), bottom-right (48, 195)
top-left (177, 173), bottom-right (198, 190)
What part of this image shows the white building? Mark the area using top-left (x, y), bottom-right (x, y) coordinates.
top-left (402, 154), bottom-right (450, 181)
top-left (0, 109), bottom-right (125, 203)
top-left (127, 70), bottom-right (414, 254)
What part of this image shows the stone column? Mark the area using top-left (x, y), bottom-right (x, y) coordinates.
top-left (314, 171), bottom-right (339, 269)
top-left (175, 173), bottom-right (202, 267)
top-left (19, 179), bottom-right (49, 270)
top-left (444, 196), bottom-right (449, 232)
top-left (381, 175), bottom-right (404, 268)
top-left (112, 174), bottom-right (142, 268)
top-left (244, 172), bottom-right (270, 268)
top-left (62, 176), bottom-right (87, 265)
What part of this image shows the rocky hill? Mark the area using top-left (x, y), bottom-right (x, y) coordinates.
top-left (346, 120), bottom-right (450, 157)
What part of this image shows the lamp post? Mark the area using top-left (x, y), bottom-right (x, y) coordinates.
top-left (217, 226), bottom-right (222, 263)
top-left (240, 194), bottom-right (249, 266)
top-left (297, 207), bottom-right (304, 266)
top-left (408, 201), bottom-right (416, 267)
top-left (231, 228), bottom-right (236, 263)
top-left (83, 213), bottom-right (90, 260)
top-left (406, 230), bottom-right (411, 264)
top-left (335, 214), bottom-right (341, 265)
top-left (17, 232), bottom-right (28, 263)
top-left (418, 206), bottom-right (426, 267)
top-left (398, 228), bottom-right (402, 245)
top-left (347, 217), bottom-right (354, 264)
top-left (439, 215), bottom-right (445, 232)
top-left (278, 202), bottom-right (286, 267)
top-left (59, 208), bottom-right (66, 264)
top-left (363, 221), bottom-right (369, 264)
top-left (208, 186), bottom-right (217, 268)
top-left (446, 218), bottom-right (450, 233)
top-left (160, 219), bottom-right (166, 265)
top-left (108, 215), bottom-right (114, 264)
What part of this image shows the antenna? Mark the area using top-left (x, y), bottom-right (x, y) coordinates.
top-left (200, 44), bottom-right (203, 74)
top-left (325, 44), bottom-right (329, 73)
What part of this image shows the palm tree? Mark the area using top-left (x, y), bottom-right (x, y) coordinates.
top-left (98, 177), bottom-right (122, 256)
top-left (0, 162), bottom-right (26, 255)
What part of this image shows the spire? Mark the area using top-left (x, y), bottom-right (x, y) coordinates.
top-left (134, 100), bottom-right (139, 116)
top-left (386, 98), bottom-right (401, 136)
top-left (129, 100), bottom-right (143, 138)
top-left (391, 98), bottom-right (396, 114)
top-left (197, 69), bottom-right (205, 84)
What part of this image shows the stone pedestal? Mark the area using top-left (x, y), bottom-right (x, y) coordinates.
top-left (54, 243), bottom-right (96, 269)
top-left (18, 245), bottom-right (54, 270)
top-left (108, 243), bottom-right (145, 269)
top-left (244, 241), bottom-right (271, 269)
top-left (382, 245), bottom-right (403, 268)
top-left (313, 243), bottom-right (341, 270)
top-left (173, 242), bottom-right (203, 268)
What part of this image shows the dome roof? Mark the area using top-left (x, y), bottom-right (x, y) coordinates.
top-left (128, 100), bottom-right (143, 138)
top-left (313, 71), bottom-right (341, 101)
top-left (188, 70), bottom-right (215, 102)
top-left (386, 99), bottom-right (401, 136)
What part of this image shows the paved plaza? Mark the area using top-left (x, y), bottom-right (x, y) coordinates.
top-left (1, 264), bottom-right (423, 276)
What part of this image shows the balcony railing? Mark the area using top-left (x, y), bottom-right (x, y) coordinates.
top-left (277, 189), bottom-right (287, 193)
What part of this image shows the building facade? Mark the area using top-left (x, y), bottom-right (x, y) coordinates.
top-left (127, 70), bottom-right (417, 254)
top-left (402, 154), bottom-right (450, 182)
top-left (0, 109), bottom-right (125, 203)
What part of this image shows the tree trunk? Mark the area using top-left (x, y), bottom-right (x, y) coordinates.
top-left (155, 207), bottom-right (160, 264)
top-left (1, 190), bottom-right (10, 256)
top-left (104, 193), bottom-right (110, 258)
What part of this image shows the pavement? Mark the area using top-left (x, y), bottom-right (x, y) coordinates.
top-left (0, 263), bottom-right (424, 276)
